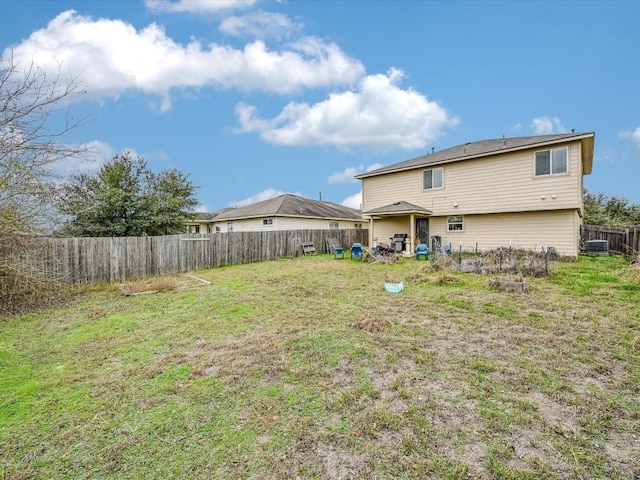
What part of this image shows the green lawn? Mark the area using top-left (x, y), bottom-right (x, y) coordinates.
top-left (1, 255), bottom-right (639, 479)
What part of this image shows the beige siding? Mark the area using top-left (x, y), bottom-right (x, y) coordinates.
top-left (371, 217), bottom-right (412, 249)
top-left (369, 210), bottom-right (579, 256)
top-left (430, 210), bottom-right (579, 256)
top-left (362, 140), bottom-right (583, 217)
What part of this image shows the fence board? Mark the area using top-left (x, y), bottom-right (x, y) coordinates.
top-left (580, 224), bottom-right (640, 254)
top-left (14, 229), bottom-right (367, 284)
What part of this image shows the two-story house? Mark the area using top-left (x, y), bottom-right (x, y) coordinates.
top-left (355, 132), bottom-right (595, 257)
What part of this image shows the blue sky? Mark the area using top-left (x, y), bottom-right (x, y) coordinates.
top-left (2, 0), bottom-right (639, 211)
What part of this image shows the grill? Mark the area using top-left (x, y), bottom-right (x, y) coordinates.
top-left (391, 233), bottom-right (408, 252)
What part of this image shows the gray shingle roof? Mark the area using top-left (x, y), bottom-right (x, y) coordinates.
top-left (364, 201), bottom-right (432, 216)
top-left (211, 194), bottom-right (362, 221)
top-left (355, 132), bottom-right (595, 178)
top-left (193, 208), bottom-right (234, 222)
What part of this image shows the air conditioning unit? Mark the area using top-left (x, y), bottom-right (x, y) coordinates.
top-left (585, 239), bottom-right (608, 255)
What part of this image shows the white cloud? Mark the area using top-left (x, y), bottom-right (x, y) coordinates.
top-left (235, 68), bottom-right (459, 150)
top-left (619, 127), bottom-right (640, 149)
top-left (219, 10), bottom-right (302, 40)
top-left (228, 187), bottom-right (302, 208)
top-left (195, 203), bottom-right (210, 212)
top-left (328, 163), bottom-right (384, 183)
top-left (531, 116), bottom-right (566, 135)
top-left (341, 191), bottom-right (362, 210)
top-left (4, 10), bottom-right (364, 106)
top-left (52, 140), bottom-right (115, 178)
top-left (145, 0), bottom-right (258, 14)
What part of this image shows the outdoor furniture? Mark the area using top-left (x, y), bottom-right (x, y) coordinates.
top-left (351, 243), bottom-right (363, 260)
top-left (415, 243), bottom-right (429, 260)
top-left (326, 237), bottom-right (344, 258)
top-left (301, 242), bottom-right (317, 255)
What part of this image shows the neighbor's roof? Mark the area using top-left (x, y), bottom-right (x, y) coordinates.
top-left (363, 201), bottom-right (432, 216)
top-left (211, 194), bottom-right (363, 222)
top-left (192, 208), bottom-right (234, 222)
top-left (355, 132), bottom-right (595, 179)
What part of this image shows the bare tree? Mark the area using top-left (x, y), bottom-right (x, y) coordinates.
top-left (0, 54), bottom-right (89, 305)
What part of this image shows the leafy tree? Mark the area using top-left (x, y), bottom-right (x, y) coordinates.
top-left (583, 189), bottom-right (640, 227)
top-left (58, 151), bottom-right (198, 236)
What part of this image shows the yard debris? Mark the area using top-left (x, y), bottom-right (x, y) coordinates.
top-left (488, 277), bottom-right (528, 292)
top-left (184, 274), bottom-right (212, 285)
top-left (115, 273), bottom-right (211, 296)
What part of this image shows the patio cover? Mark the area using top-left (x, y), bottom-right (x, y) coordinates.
top-left (363, 201), bottom-right (432, 218)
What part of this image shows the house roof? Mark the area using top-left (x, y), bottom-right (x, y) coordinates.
top-left (209, 194), bottom-right (363, 222)
top-left (355, 132), bottom-right (595, 179)
top-left (363, 201), bottom-right (432, 216)
top-left (192, 208), bottom-right (234, 222)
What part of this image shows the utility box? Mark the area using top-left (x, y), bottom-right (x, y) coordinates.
top-left (585, 239), bottom-right (608, 255)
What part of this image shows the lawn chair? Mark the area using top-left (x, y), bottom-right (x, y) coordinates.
top-left (415, 243), bottom-right (429, 260)
top-left (351, 243), bottom-right (363, 260)
top-left (327, 237), bottom-right (345, 259)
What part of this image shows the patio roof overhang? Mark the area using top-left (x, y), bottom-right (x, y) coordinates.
top-left (362, 201), bottom-right (432, 219)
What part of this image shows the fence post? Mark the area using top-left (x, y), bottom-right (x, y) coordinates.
top-left (545, 248), bottom-right (549, 276)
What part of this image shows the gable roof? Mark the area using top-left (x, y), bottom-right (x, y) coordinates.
top-left (210, 194), bottom-right (362, 222)
top-left (355, 132), bottom-right (595, 179)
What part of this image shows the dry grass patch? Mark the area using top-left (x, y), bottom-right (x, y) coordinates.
top-left (2, 255), bottom-right (640, 479)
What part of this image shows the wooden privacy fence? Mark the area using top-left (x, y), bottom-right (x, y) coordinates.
top-left (580, 224), bottom-right (640, 254)
top-left (14, 229), bottom-right (368, 284)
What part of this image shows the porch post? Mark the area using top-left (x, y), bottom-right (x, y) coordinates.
top-left (409, 214), bottom-right (415, 253)
top-left (368, 217), bottom-right (374, 248)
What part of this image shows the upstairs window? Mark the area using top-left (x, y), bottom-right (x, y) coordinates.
top-left (263, 218), bottom-right (273, 225)
top-left (354, 223), bottom-right (362, 229)
top-left (535, 147), bottom-right (567, 176)
top-left (329, 221), bottom-right (339, 230)
top-left (423, 167), bottom-right (444, 190)
top-left (227, 222), bottom-right (233, 232)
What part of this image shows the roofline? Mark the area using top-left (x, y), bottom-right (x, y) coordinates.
top-left (355, 132), bottom-right (595, 179)
top-left (211, 213), bottom-right (365, 222)
top-left (362, 210), bottom-right (431, 218)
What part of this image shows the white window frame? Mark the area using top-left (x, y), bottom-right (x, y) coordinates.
top-left (423, 167), bottom-right (444, 190)
top-left (447, 215), bottom-right (464, 232)
top-left (534, 147), bottom-right (568, 177)
top-left (262, 218), bottom-right (274, 226)
top-left (329, 221), bottom-right (339, 230)
top-left (227, 222), bottom-right (233, 232)
top-left (354, 223), bottom-right (362, 230)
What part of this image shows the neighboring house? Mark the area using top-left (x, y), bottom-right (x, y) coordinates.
top-left (185, 209), bottom-right (233, 233)
top-left (187, 194), bottom-right (365, 233)
top-left (355, 132), bottom-right (595, 257)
